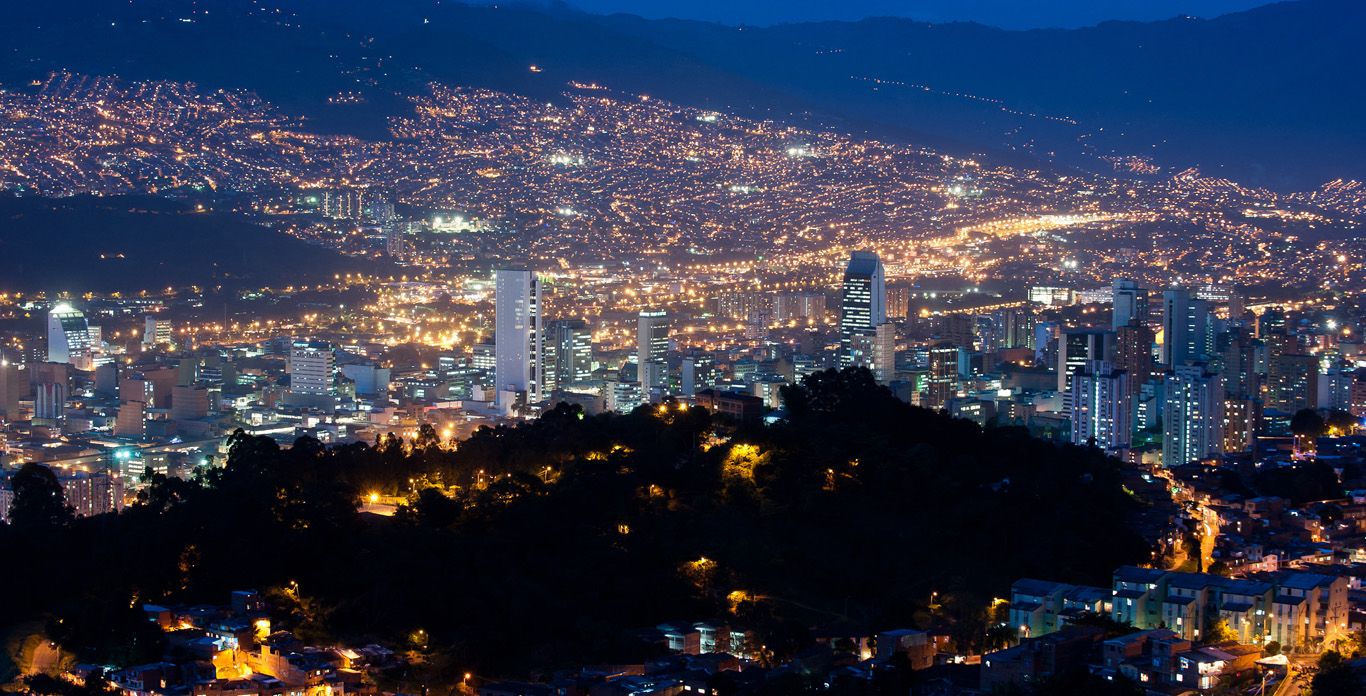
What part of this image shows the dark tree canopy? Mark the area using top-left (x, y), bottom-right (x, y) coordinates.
top-left (0, 369), bottom-right (1154, 678)
top-left (7, 463), bottom-right (73, 532)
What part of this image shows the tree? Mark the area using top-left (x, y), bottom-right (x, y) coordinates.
top-left (1312, 651), bottom-right (1365, 696)
top-left (1290, 409), bottom-right (1325, 437)
top-left (7, 463), bottom-right (73, 531)
top-left (1205, 618), bottom-right (1238, 644)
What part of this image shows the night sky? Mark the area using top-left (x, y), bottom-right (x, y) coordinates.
top-left (566, 0), bottom-right (1272, 28)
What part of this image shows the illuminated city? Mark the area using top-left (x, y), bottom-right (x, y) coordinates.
top-left (1, 1), bottom-right (1365, 695)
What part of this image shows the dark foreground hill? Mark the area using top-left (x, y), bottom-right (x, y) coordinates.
top-left (0, 196), bottom-right (378, 293)
top-left (1, 0), bottom-right (1362, 188)
top-left (0, 369), bottom-right (1155, 679)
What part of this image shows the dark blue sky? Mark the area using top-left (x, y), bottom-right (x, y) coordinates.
top-left (565, 0), bottom-right (1273, 29)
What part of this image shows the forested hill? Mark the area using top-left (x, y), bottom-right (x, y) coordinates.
top-left (0, 369), bottom-right (1154, 677)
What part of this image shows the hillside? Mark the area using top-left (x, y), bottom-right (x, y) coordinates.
top-left (0, 196), bottom-right (380, 293)
top-left (0, 0), bottom-right (1361, 189)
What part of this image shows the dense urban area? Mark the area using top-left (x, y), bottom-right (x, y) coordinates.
top-left (2, 10), bottom-right (1366, 694)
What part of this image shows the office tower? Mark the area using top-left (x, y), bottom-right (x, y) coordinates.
top-left (542, 319), bottom-right (593, 392)
top-left (47, 303), bottom-right (93, 370)
top-left (886, 285), bottom-right (911, 323)
top-left (384, 222), bottom-right (406, 259)
top-left (472, 342), bottom-right (496, 371)
top-left (1115, 322), bottom-right (1155, 395)
top-left (637, 310), bottom-right (670, 389)
top-left (1068, 361), bottom-right (1131, 453)
top-left (143, 316), bottom-right (173, 348)
top-left (1058, 329), bottom-right (1116, 397)
top-left (994, 307), bottom-right (1037, 350)
top-left (925, 343), bottom-right (959, 410)
top-left (871, 322), bottom-right (896, 384)
top-left (839, 251), bottom-right (886, 367)
top-left (495, 269), bottom-right (544, 405)
top-left (289, 341), bottom-right (336, 397)
top-left (1163, 364), bottom-right (1224, 466)
top-left (1112, 279), bottom-right (1147, 330)
top-left (1162, 287), bottom-right (1213, 367)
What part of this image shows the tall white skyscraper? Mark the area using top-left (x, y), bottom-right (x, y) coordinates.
top-left (839, 251), bottom-right (886, 368)
top-left (495, 269), bottom-right (544, 407)
top-left (1163, 364), bottom-right (1224, 466)
top-left (1068, 361), bottom-right (1131, 453)
top-left (47, 303), bottom-right (93, 370)
top-left (637, 310), bottom-right (669, 389)
top-left (1162, 287), bottom-right (1212, 367)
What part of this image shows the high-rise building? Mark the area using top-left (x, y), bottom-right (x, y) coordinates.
top-left (1163, 364), bottom-right (1224, 466)
top-left (384, 222), bottom-right (407, 259)
top-left (871, 322), bottom-right (897, 384)
top-left (1058, 329), bottom-right (1116, 401)
top-left (1112, 279), bottom-right (1147, 330)
top-left (839, 251), bottom-right (886, 367)
top-left (774, 293), bottom-right (827, 323)
top-left (142, 316), bottom-right (174, 349)
top-left (1115, 322), bottom-right (1155, 398)
top-left (1222, 397), bottom-right (1260, 455)
top-left (993, 307), bottom-right (1037, 350)
top-left (288, 341), bottom-right (336, 397)
top-left (47, 303), bottom-right (93, 370)
top-left (886, 285), bottom-right (911, 323)
top-left (924, 343), bottom-right (959, 410)
top-left (1267, 351), bottom-right (1319, 414)
top-left (1162, 288), bottom-right (1213, 367)
top-left (1068, 360), bottom-right (1131, 453)
top-left (544, 319), bottom-right (593, 391)
top-left (637, 310), bottom-right (670, 389)
top-left (495, 269), bottom-right (544, 406)
top-left (320, 188), bottom-right (366, 220)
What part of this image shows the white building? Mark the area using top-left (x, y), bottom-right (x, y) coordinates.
top-left (1163, 364), bottom-right (1224, 466)
top-left (637, 310), bottom-right (669, 389)
top-left (1069, 361), bottom-right (1131, 453)
top-left (47, 303), bottom-right (93, 370)
top-left (495, 269), bottom-right (544, 408)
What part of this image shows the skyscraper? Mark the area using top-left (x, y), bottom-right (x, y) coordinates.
top-left (544, 319), bottom-right (593, 391)
top-left (1058, 329), bottom-right (1116, 401)
top-left (47, 303), bottom-right (93, 370)
top-left (637, 310), bottom-right (669, 389)
top-left (495, 269), bottom-right (544, 406)
top-left (924, 343), bottom-right (959, 411)
top-left (871, 322), bottom-right (897, 384)
top-left (839, 251), bottom-right (886, 367)
top-left (143, 315), bottom-right (174, 349)
top-left (1162, 287), bottom-right (1213, 367)
top-left (1112, 278), bottom-right (1147, 330)
top-left (1163, 364), bottom-right (1224, 466)
top-left (1068, 360), bottom-right (1131, 453)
